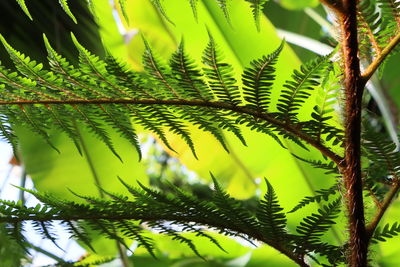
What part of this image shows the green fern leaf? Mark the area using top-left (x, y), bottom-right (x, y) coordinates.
top-left (277, 54), bottom-right (331, 121)
top-left (378, 0), bottom-right (400, 29)
top-left (142, 37), bottom-right (180, 98)
top-left (246, 0), bottom-right (269, 30)
top-left (150, 0), bottom-right (174, 25)
top-left (176, 107), bottom-right (229, 152)
top-left (242, 41), bottom-right (284, 112)
top-left (210, 174), bottom-right (259, 232)
top-left (358, 0), bottom-right (382, 56)
top-left (189, 0), bottom-right (199, 21)
top-left (215, 0), bottom-right (231, 24)
top-left (59, 0), bottom-right (78, 24)
top-left (363, 126), bottom-right (400, 179)
top-left (295, 198), bottom-right (341, 248)
top-left (309, 67), bottom-right (340, 140)
top-left (289, 184), bottom-right (338, 213)
top-left (202, 33), bottom-right (240, 104)
top-left (0, 113), bottom-right (18, 156)
top-left (15, 0), bottom-right (33, 20)
top-left (372, 222), bottom-right (400, 243)
top-left (118, 0), bottom-right (130, 24)
top-left (170, 40), bottom-right (213, 100)
top-left (257, 178), bottom-right (287, 244)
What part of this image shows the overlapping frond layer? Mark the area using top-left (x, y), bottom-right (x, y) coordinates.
top-left (363, 127), bottom-right (400, 179)
top-left (358, 0), bottom-right (400, 72)
top-left (289, 183), bottom-right (339, 213)
top-left (295, 198), bottom-right (343, 264)
top-left (0, 34), bottom-right (343, 162)
top-left (277, 54), bottom-right (331, 121)
top-left (372, 222), bottom-right (400, 243)
top-left (0, 178), bottom-right (344, 265)
top-left (242, 41), bottom-right (283, 112)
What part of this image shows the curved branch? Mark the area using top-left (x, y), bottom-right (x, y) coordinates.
top-left (366, 180), bottom-right (400, 240)
top-left (0, 98), bottom-right (343, 165)
top-left (362, 33), bottom-right (400, 83)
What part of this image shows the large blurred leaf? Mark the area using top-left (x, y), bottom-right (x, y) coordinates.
top-left (113, 0), bottom-right (337, 212)
top-left (279, 0), bottom-right (319, 10)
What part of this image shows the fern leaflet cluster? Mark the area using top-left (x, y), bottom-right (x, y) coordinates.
top-left (0, 178), bottom-right (343, 265)
top-left (0, 33), bottom-right (343, 163)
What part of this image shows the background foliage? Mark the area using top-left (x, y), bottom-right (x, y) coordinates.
top-left (0, 0), bottom-right (400, 266)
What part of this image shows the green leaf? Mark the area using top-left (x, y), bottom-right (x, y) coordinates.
top-left (59, 0), bottom-right (78, 24)
top-left (279, 0), bottom-right (319, 10)
top-left (242, 41), bottom-right (284, 111)
top-left (15, 0), bottom-right (33, 20)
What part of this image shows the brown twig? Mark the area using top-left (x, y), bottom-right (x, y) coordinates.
top-left (366, 180), bottom-right (400, 240)
top-left (319, 0), bottom-right (344, 14)
top-left (362, 33), bottom-right (400, 83)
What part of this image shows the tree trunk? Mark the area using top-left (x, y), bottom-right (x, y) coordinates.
top-left (339, 0), bottom-right (368, 266)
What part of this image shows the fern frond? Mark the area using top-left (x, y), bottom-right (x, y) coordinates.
top-left (257, 178), bottom-right (288, 244)
top-left (371, 222), bottom-right (400, 243)
top-left (189, 0), bottom-right (199, 21)
top-left (15, 0), bottom-right (33, 20)
top-left (277, 55), bottom-right (331, 121)
top-left (378, 0), bottom-right (400, 29)
top-left (147, 221), bottom-right (203, 259)
top-left (289, 184), bottom-right (339, 213)
top-left (176, 107), bottom-right (229, 152)
top-left (308, 66), bottom-right (341, 143)
top-left (242, 41), bottom-right (284, 112)
top-left (170, 41), bottom-right (213, 100)
top-left (246, 0), bottom-right (269, 31)
top-left (59, 0), bottom-right (78, 24)
top-left (0, 178), bottom-right (345, 265)
top-left (202, 34), bottom-right (241, 105)
top-left (0, 113), bottom-right (18, 155)
top-left (210, 174), bottom-right (259, 233)
top-left (0, 34), bottom-right (342, 164)
top-left (118, 0), bottom-right (129, 24)
top-left (291, 154), bottom-right (339, 174)
top-left (363, 126), bottom-right (400, 180)
top-left (358, 0), bottom-right (382, 56)
top-left (143, 38), bottom-right (180, 98)
top-left (150, 0), bottom-right (174, 25)
top-left (215, 0), bottom-right (231, 23)
top-left (295, 198), bottom-right (341, 251)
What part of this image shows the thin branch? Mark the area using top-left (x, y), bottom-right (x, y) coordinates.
top-left (361, 32), bottom-right (400, 82)
top-left (0, 98), bottom-right (343, 165)
top-left (366, 180), bottom-right (400, 240)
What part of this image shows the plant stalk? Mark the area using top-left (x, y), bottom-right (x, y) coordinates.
top-left (339, 0), bottom-right (368, 266)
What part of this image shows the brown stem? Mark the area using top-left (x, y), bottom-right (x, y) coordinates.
top-left (319, 0), bottom-right (344, 14)
top-left (366, 180), bottom-right (400, 240)
top-left (361, 32), bottom-right (400, 82)
top-left (339, 0), bottom-right (368, 266)
top-left (0, 98), bottom-right (343, 165)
